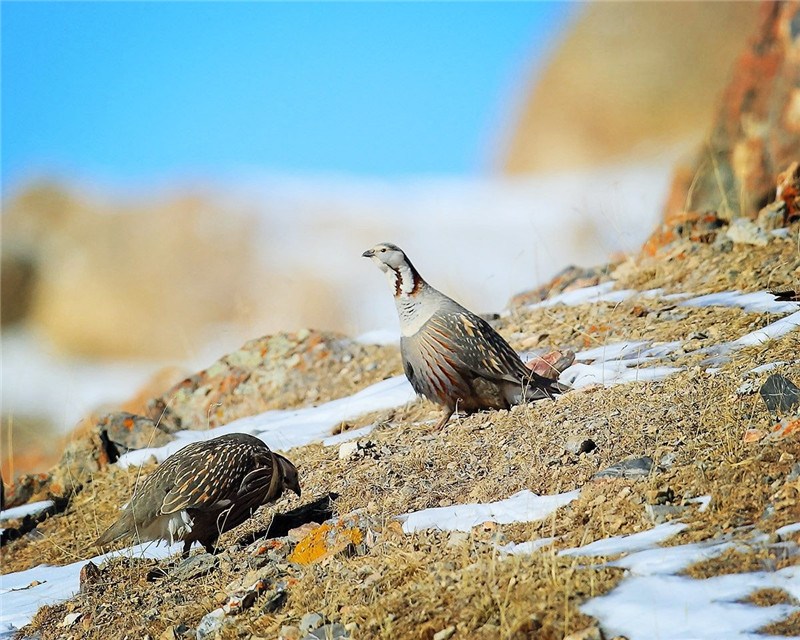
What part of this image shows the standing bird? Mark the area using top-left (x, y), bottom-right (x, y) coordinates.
top-left (96, 433), bottom-right (301, 557)
top-left (363, 243), bottom-right (566, 429)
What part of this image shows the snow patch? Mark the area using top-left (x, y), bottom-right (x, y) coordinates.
top-left (0, 541), bottom-right (183, 635)
top-left (681, 290), bottom-right (799, 314)
top-left (530, 281), bottom-right (637, 308)
top-left (499, 536), bottom-right (558, 556)
top-left (398, 489), bottom-right (579, 533)
top-left (559, 522), bottom-right (687, 557)
top-left (117, 376), bottom-right (416, 467)
top-left (0, 500), bottom-right (54, 523)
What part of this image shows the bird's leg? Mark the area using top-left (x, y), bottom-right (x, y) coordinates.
top-left (181, 540), bottom-right (193, 558)
top-left (433, 407), bottom-right (455, 431)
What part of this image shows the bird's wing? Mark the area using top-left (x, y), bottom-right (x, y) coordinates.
top-left (159, 444), bottom-right (272, 514)
top-left (425, 306), bottom-right (532, 384)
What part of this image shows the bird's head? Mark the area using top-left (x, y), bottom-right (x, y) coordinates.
top-left (276, 454), bottom-right (301, 497)
top-left (362, 242), bottom-right (408, 272)
top-left (362, 242), bottom-right (423, 297)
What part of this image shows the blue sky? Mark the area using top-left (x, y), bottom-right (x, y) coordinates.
top-left (2, 2), bottom-right (575, 189)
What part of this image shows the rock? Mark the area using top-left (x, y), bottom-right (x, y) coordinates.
top-left (645, 487), bottom-right (674, 505)
top-left (757, 199), bottom-right (788, 230)
top-left (171, 553), bottom-right (219, 581)
top-left (447, 531), bottom-right (470, 548)
top-left (280, 626), bottom-right (302, 640)
top-left (4, 472), bottom-right (52, 509)
top-left (760, 374), bottom-right (800, 416)
top-left (765, 418), bottom-right (800, 442)
top-left (510, 264), bottom-right (615, 307)
top-left (196, 608), bottom-right (226, 639)
top-left (593, 456), bottom-right (653, 480)
top-left (645, 504), bottom-right (687, 524)
top-left (304, 623), bottom-right (349, 640)
top-left (300, 612), bottom-right (325, 634)
top-left (288, 517), bottom-right (367, 565)
top-left (526, 349), bottom-right (576, 379)
top-left (79, 561), bottom-right (101, 594)
top-left (726, 218), bottom-right (770, 246)
top-left (564, 625), bottom-right (603, 640)
top-left (338, 441), bottom-right (359, 460)
top-left (261, 585), bottom-right (289, 614)
top-left (61, 612), bottom-right (83, 628)
top-left (96, 412), bottom-right (174, 456)
top-left (743, 428), bottom-right (766, 443)
top-left (433, 626), bottom-right (456, 640)
top-left (736, 379), bottom-right (759, 395)
top-left (565, 435), bottom-right (597, 455)
top-left (146, 331), bottom-right (398, 432)
top-left (288, 522), bottom-right (321, 543)
top-left (159, 626), bottom-right (178, 640)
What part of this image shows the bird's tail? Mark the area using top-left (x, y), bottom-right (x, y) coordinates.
top-left (95, 510), bottom-right (135, 548)
top-left (519, 373), bottom-right (570, 402)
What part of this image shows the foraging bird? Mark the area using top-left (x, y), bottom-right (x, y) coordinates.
top-left (96, 433), bottom-right (301, 557)
top-left (363, 243), bottom-right (566, 429)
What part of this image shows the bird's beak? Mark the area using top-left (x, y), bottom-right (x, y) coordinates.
top-left (362, 249), bottom-right (374, 258)
top-left (293, 483), bottom-right (302, 498)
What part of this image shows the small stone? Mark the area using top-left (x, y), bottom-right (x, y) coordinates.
top-left (288, 521), bottom-right (321, 542)
top-left (766, 417), bottom-right (800, 441)
top-left (526, 349), bottom-right (576, 379)
top-left (159, 626), bottom-right (177, 640)
top-left (565, 435), bottom-right (597, 455)
top-left (305, 623), bottom-right (349, 639)
top-left (736, 379), bottom-right (759, 395)
top-left (196, 608), bottom-right (225, 639)
top-left (564, 625), bottom-right (603, 640)
top-left (172, 552), bottom-right (218, 581)
top-left (61, 612), bottom-right (83, 628)
top-left (338, 441), bottom-right (359, 460)
top-left (726, 217), bottom-right (770, 246)
top-left (79, 561), bottom-right (101, 593)
top-left (300, 612), bottom-right (324, 634)
top-left (279, 626), bottom-right (302, 640)
top-left (433, 626), bottom-right (456, 640)
top-left (743, 428), bottom-right (766, 443)
top-left (760, 374), bottom-right (800, 416)
top-left (659, 452), bottom-right (676, 469)
top-left (593, 456), bottom-right (653, 480)
top-left (757, 199), bottom-right (788, 230)
top-left (447, 531), bottom-right (470, 548)
top-left (645, 504), bottom-right (687, 524)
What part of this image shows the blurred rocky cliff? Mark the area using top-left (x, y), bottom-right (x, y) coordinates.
top-left (503, 2), bottom-right (760, 172)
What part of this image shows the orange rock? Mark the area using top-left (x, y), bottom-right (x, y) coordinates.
top-left (287, 521), bottom-right (363, 565)
top-left (743, 428), bottom-right (766, 443)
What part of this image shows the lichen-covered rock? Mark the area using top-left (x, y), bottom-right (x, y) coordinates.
top-left (288, 515), bottom-right (373, 566)
top-left (96, 412), bottom-right (173, 454)
top-left (146, 330), bottom-right (401, 432)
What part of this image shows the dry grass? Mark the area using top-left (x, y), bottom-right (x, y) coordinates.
top-left (6, 229), bottom-right (800, 639)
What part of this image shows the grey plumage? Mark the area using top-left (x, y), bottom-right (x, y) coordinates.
top-left (363, 242), bottom-right (566, 429)
top-left (96, 433), bottom-right (300, 556)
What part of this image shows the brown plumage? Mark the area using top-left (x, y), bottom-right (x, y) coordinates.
top-left (96, 433), bottom-right (301, 557)
top-left (363, 243), bottom-right (567, 429)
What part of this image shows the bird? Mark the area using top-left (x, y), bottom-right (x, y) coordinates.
top-left (362, 242), bottom-right (567, 429)
top-left (96, 433), bottom-right (301, 557)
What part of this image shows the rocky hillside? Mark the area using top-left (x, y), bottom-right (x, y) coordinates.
top-left (2, 160), bottom-right (800, 638)
top-left (3, 4), bottom-right (800, 639)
